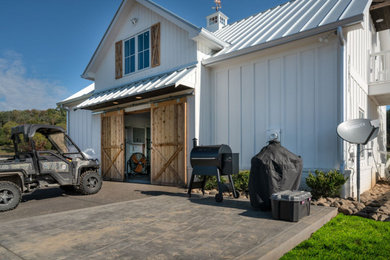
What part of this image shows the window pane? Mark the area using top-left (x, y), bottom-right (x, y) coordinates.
top-left (144, 51), bottom-right (149, 68)
top-left (130, 38), bottom-right (135, 55)
top-left (125, 57), bottom-right (130, 74)
top-left (124, 40), bottom-right (129, 57)
top-left (138, 34), bottom-right (143, 52)
top-left (138, 52), bottom-right (144, 70)
top-left (130, 55), bottom-right (135, 72)
top-left (144, 31), bottom-right (149, 50)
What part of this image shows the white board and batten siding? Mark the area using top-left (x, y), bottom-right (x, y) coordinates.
top-left (342, 11), bottom-right (387, 196)
top-left (68, 109), bottom-right (101, 163)
top-left (206, 38), bottom-right (340, 172)
top-left (94, 2), bottom-right (197, 92)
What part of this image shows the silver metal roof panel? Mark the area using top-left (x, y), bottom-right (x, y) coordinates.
top-left (205, 0), bottom-right (370, 65)
top-left (76, 65), bottom-right (196, 109)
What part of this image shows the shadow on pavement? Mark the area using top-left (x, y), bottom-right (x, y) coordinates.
top-left (138, 190), bottom-right (272, 219)
top-left (21, 187), bottom-right (75, 202)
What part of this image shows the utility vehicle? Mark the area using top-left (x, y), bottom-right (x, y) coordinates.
top-left (0, 124), bottom-right (101, 212)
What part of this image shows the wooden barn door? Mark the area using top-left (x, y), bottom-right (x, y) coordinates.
top-left (101, 110), bottom-right (125, 181)
top-left (151, 98), bottom-right (187, 186)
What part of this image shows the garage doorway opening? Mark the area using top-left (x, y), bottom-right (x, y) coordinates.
top-left (125, 111), bottom-right (151, 184)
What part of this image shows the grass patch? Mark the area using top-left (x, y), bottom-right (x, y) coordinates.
top-left (281, 214), bottom-right (390, 259)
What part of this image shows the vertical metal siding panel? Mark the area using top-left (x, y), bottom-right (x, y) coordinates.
top-left (215, 70), bottom-right (229, 144)
top-left (300, 49), bottom-right (316, 168)
top-left (317, 43), bottom-right (338, 168)
top-left (254, 61), bottom-right (268, 150)
top-left (283, 54), bottom-right (298, 154)
top-left (268, 58), bottom-right (282, 130)
top-left (228, 67), bottom-right (241, 158)
top-left (241, 64), bottom-right (255, 169)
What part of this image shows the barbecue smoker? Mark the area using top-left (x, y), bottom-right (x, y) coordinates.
top-left (188, 139), bottom-right (240, 202)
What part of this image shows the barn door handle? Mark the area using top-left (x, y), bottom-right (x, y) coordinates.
top-left (120, 143), bottom-right (124, 150)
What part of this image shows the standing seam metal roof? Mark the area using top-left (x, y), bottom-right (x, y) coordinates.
top-left (212, 0), bottom-right (370, 57)
top-left (76, 65), bottom-right (197, 109)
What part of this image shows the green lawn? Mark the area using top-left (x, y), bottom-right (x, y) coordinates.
top-left (281, 214), bottom-right (390, 259)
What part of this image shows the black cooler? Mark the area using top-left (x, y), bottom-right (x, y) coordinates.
top-left (271, 190), bottom-right (312, 222)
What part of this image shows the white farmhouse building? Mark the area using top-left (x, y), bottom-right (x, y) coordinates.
top-left (58, 0), bottom-right (390, 198)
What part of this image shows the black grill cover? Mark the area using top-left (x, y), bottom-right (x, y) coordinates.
top-left (249, 141), bottom-right (302, 211)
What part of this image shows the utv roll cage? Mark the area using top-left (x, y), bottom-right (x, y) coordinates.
top-left (11, 124), bottom-right (86, 160)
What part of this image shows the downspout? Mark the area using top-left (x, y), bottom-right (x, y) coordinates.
top-left (337, 26), bottom-right (351, 197)
top-left (60, 105), bottom-right (70, 135)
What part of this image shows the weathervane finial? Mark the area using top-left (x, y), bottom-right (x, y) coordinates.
top-left (213, 0), bottom-right (222, 11)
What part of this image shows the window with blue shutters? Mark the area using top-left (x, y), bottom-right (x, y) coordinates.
top-left (123, 30), bottom-right (150, 75)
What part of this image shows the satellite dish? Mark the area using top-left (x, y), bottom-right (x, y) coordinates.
top-left (336, 118), bottom-right (379, 202)
top-left (337, 119), bottom-right (379, 145)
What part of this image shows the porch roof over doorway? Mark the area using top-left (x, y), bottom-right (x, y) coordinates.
top-left (76, 65), bottom-right (197, 110)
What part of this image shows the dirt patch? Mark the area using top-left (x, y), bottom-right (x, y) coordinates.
top-left (312, 180), bottom-right (390, 221)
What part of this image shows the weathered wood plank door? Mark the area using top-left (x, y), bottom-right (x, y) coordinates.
top-left (151, 98), bottom-right (187, 186)
top-left (101, 110), bottom-right (125, 181)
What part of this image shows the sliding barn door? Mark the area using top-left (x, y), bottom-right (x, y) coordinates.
top-left (101, 110), bottom-right (125, 181)
top-left (151, 98), bottom-right (187, 186)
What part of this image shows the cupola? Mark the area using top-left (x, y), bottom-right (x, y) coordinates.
top-left (206, 11), bottom-right (228, 32)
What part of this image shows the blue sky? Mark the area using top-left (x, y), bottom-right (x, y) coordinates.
top-left (0, 0), bottom-right (286, 111)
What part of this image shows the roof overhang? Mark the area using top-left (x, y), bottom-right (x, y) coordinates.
top-left (203, 14), bottom-right (365, 67)
top-left (57, 83), bottom-right (95, 107)
top-left (370, 0), bottom-right (390, 31)
top-left (192, 28), bottom-right (229, 51)
top-left (77, 65), bottom-right (197, 110)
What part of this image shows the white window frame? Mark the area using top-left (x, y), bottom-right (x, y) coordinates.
top-left (123, 29), bottom-right (151, 76)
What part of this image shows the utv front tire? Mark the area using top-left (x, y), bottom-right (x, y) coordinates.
top-left (0, 181), bottom-right (22, 212)
top-left (79, 171), bottom-right (102, 195)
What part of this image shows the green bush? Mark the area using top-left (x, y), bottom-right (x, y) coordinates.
top-left (306, 169), bottom-right (347, 199)
top-left (203, 170), bottom-right (249, 192)
top-left (232, 170), bottom-right (250, 192)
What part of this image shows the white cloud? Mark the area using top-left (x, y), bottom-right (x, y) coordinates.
top-left (0, 51), bottom-right (68, 111)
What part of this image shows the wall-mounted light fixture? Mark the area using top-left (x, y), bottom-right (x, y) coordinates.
top-left (376, 18), bottom-right (384, 23)
top-left (130, 18), bottom-right (138, 24)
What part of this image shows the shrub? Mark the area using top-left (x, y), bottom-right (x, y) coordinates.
top-left (203, 170), bottom-right (249, 192)
top-left (306, 169), bottom-right (347, 199)
top-left (232, 170), bottom-right (250, 192)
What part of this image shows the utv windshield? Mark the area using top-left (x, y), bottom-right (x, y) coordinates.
top-left (47, 132), bottom-right (80, 154)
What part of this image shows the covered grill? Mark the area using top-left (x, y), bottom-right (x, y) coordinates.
top-left (188, 139), bottom-right (239, 202)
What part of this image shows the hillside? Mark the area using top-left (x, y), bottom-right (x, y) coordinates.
top-left (0, 108), bottom-right (66, 155)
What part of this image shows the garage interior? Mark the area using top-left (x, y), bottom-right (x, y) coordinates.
top-left (125, 111), bottom-right (151, 184)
